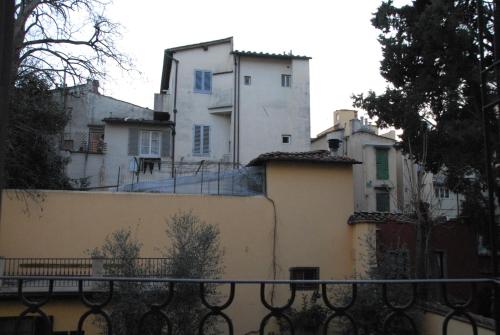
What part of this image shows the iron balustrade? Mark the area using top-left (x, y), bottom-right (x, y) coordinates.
top-left (0, 276), bottom-right (497, 334)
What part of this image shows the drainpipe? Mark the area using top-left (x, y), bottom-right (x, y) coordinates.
top-left (164, 54), bottom-right (179, 178)
top-left (233, 55), bottom-right (238, 166)
top-left (237, 55), bottom-right (241, 165)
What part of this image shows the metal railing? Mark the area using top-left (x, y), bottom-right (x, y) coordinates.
top-left (0, 258), bottom-right (170, 287)
top-left (0, 276), bottom-right (498, 334)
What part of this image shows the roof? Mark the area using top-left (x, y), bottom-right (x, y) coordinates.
top-left (167, 37), bottom-right (233, 53)
top-left (247, 150), bottom-right (361, 166)
top-left (102, 118), bottom-right (174, 127)
top-left (348, 212), bottom-right (417, 225)
top-left (232, 50), bottom-right (311, 60)
top-left (160, 37), bottom-right (233, 91)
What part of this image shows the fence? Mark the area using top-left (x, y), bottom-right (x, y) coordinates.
top-left (0, 276), bottom-right (498, 334)
top-left (117, 160), bottom-right (265, 196)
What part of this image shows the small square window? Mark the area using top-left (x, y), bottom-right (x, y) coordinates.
top-left (282, 135), bottom-right (291, 144)
top-left (290, 267), bottom-right (319, 290)
top-left (281, 74), bottom-right (291, 87)
top-left (244, 76), bottom-right (251, 85)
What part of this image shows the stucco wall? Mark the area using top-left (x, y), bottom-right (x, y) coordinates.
top-left (0, 162), bottom-right (357, 333)
top-left (265, 162), bottom-right (355, 279)
top-left (238, 57), bottom-right (311, 163)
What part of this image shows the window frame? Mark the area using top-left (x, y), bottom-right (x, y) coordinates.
top-left (194, 70), bottom-right (212, 93)
top-left (282, 134), bottom-right (291, 144)
top-left (193, 124), bottom-right (211, 156)
top-left (281, 74), bottom-right (291, 87)
top-left (139, 130), bottom-right (161, 158)
top-left (289, 267), bottom-right (319, 291)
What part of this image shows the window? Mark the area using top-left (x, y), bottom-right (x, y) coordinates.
top-left (375, 148), bottom-right (389, 180)
top-left (290, 267), bottom-right (319, 290)
top-left (376, 191), bottom-right (390, 212)
top-left (129, 128), bottom-right (170, 157)
top-left (194, 70), bottom-right (212, 93)
top-left (281, 74), bottom-right (291, 87)
top-left (434, 185), bottom-right (450, 198)
top-left (193, 125), bottom-right (210, 156)
top-left (282, 135), bottom-right (291, 144)
top-left (244, 76), bottom-right (251, 85)
top-left (88, 126), bottom-right (104, 153)
top-left (140, 130), bottom-right (160, 157)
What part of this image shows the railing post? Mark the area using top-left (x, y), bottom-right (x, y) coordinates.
top-left (495, 280), bottom-right (500, 335)
top-left (0, 256), bottom-right (4, 287)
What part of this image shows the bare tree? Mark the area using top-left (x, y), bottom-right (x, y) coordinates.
top-left (12, 0), bottom-right (131, 86)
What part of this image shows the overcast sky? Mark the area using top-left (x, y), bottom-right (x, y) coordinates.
top-left (101, 0), bottom-right (410, 136)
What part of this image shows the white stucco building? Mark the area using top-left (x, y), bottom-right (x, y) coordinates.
top-left (56, 80), bottom-right (173, 188)
top-left (155, 37), bottom-right (311, 165)
top-left (312, 109), bottom-right (460, 218)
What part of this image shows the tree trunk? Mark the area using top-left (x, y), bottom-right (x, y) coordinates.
top-left (0, 0), bottom-right (15, 216)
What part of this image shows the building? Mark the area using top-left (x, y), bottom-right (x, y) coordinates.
top-left (155, 37), bottom-right (311, 165)
top-left (56, 80), bottom-right (173, 188)
top-left (0, 150), bottom-right (359, 334)
top-left (312, 109), bottom-right (400, 212)
top-left (312, 109), bottom-right (460, 218)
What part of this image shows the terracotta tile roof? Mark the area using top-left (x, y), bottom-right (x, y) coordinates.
top-left (348, 212), bottom-right (417, 225)
top-left (232, 50), bottom-right (311, 60)
top-left (247, 150), bottom-right (361, 166)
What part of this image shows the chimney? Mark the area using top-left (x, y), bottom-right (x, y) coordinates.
top-left (328, 138), bottom-right (342, 156)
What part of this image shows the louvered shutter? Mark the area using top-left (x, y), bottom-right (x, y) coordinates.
top-left (193, 125), bottom-right (201, 154)
top-left (376, 149), bottom-right (389, 180)
top-left (161, 130), bottom-right (170, 157)
top-left (202, 126), bottom-right (210, 154)
top-left (128, 128), bottom-right (139, 156)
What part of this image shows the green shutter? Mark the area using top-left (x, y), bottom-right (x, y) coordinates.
top-left (376, 149), bottom-right (389, 180)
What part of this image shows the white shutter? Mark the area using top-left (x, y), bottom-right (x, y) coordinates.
top-left (128, 128), bottom-right (139, 156)
top-left (193, 125), bottom-right (201, 154)
top-left (202, 126), bottom-right (210, 154)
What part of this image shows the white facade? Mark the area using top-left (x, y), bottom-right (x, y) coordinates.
top-left (56, 80), bottom-right (172, 188)
top-left (312, 109), bottom-right (460, 217)
top-left (155, 37), bottom-right (311, 165)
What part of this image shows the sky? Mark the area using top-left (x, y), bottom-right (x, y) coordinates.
top-left (101, 0), bottom-right (410, 136)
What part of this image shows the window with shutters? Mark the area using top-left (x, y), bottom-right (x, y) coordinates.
top-left (128, 128), bottom-right (170, 158)
top-left (375, 148), bottom-right (389, 180)
top-left (193, 125), bottom-right (210, 156)
top-left (140, 130), bottom-right (160, 157)
top-left (194, 70), bottom-right (212, 93)
top-left (376, 191), bottom-right (390, 212)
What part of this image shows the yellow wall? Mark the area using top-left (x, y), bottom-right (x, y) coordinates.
top-left (421, 311), bottom-right (494, 335)
top-left (0, 161), bottom-right (357, 333)
top-left (265, 161), bottom-right (355, 279)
